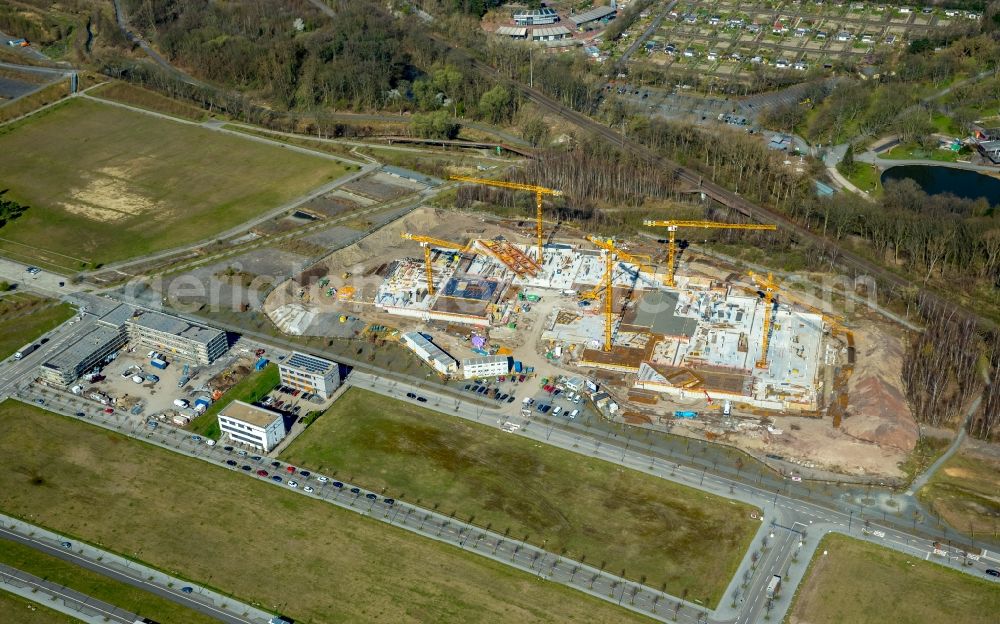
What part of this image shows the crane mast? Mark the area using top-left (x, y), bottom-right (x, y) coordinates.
top-left (400, 232), bottom-right (470, 296)
top-left (750, 271), bottom-right (780, 369)
top-left (642, 220), bottom-right (777, 287)
top-left (449, 175), bottom-right (562, 263)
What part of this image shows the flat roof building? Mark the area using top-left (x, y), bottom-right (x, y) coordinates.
top-left (402, 332), bottom-right (458, 376)
top-left (218, 400), bottom-right (286, 452)
top-left (100, 306), bottom-right (228, 365)
top-left (461, 355), bottom-right (510, 379)
top-left (279, 352), bottom-right (340, 399)
top-left (514, 7), bottom-right (559, 25)
top-left (38, 325), bottom-right (127, 386)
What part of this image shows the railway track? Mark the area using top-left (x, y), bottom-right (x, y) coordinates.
top-left (462, 55), bottom-right (992, 328)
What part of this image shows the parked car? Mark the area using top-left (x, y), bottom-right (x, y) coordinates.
top-left (416, 396), bottom-right (427, 403)
top-left (257, 470), bottom-right (269, 477)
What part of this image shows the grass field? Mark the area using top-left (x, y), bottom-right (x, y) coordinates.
top-left (280, 389), bottom-right (758, 607)
top-left (90, 82), bottom-right (210, 122)
top-left (0, 400), bottom-right (647, 624)
top-left (187, 363), bottom-right (279, 439)
top-left (0, 294), bottom-right (74, 360)
top-left (918, 449), bottom-right (1000, 537)
top-left (0, 590), bottom-right (77, 624)
top-left (885, 142), bottom-right (963, 162)
top-left (0, 98), bottom-right (347, 269)
top-left (0, 539), bottom-right (216, 624)
top-left (785, 533), bottom-right (1000, 624)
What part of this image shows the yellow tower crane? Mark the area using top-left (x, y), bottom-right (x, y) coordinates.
top-left (749, 271), bottom-right (780, 369)
top-left (449, 175), bottom-right (562, 262)
top-left (400, 232), bottom-right (471, 296)
top-left (642, 220), bottom-right (778, 287)
top-left (582, 236), bottom-right (655, 353)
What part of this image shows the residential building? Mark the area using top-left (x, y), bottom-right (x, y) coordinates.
top-left (279, 352), bottom-right (340, 399)
top-left (218, 401), bottom-right (287, 452)
top-left (401, 332), bottom-right (458, 376)
top-left (976, 140), bottom-right (1000, 164)
top-left (514, 8), bottom-right (559, 26)
top-left (461, 355), bottom-right (510, 379)
top-left (38, 325), bottom-right (127, 386)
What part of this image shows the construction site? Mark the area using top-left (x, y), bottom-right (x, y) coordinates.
top-left (264, 175), bottom-right (844, 408)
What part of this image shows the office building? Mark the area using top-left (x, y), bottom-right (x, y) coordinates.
top-left (217, 401), bottom-right (286, 452)
top-left (279, 352), bottom-right (340, 399)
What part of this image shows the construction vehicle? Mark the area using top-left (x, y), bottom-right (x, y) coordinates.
top-left (642, 220), bottom-right (777, 287)
top-left (449, 175), bottom-right (562, 263)
top-left (750, 271), bottom-right (779, 369)
top-left (581, 236), bottom-right (656, 352)
top-left (400, 232), bottom-right (471, 296)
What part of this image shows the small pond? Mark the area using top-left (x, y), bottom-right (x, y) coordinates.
top-left (881, 165), bottom-right (1000, 206)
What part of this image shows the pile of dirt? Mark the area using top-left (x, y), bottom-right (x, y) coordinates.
top-left (841, 323), bottom-right (918, 452)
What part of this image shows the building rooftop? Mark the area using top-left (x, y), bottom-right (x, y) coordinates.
top-left (462, 355), bottom-right (510, 367)
top-left (496, 26), bottom-right (528, 36)
top-left (570, 6), bottom-right (616, 25)
top-left (403, 332), bottom-right (457, 368)
top-left (627, 291), bottom-right (699, 338)
top-left (284, 352), bottom-right (336, 375)
top-left (129, 309), bottom-right (224, 346)
top-left (219, 400), bottom-right (282, 429)
top-left (532, 26), bottom-right (571, 37)
top-left (42, 324), bottom-right (122, 373)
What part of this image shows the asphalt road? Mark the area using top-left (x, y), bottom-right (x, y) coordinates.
top-left (0, 560), bottom-right (138, 623)
top-left (0, 524), bottom-right (262, 624)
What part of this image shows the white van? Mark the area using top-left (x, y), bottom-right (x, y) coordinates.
top-left (568, 409), bottom-right (580, 419)
top-left (552, 406), bottom-right (563, 416)
top-left (173, 399), bottom-right (189, 408)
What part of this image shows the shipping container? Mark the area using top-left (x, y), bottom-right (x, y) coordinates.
top-left (150, 358), bottom-right (168, 370)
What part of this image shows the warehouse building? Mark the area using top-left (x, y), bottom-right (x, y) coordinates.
top-left (401, 332), bottom-right (458, 376)
top-left (461, 355), bottom-right (510, 379)
top-left (570, 5), bottom-right (616, 28)
top-left (495, 26), bottom-right (528, 39)
top-left (279, 352), bottom-right (341, 399)
top-left (38, 325), bottom-right (127, 386)
top-left (217, 400), bottom-right (287, 452)
top-left (531, 26), bottom-right (571, 41)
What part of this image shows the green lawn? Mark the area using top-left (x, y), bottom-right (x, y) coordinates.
top-left (0, 400), bottom-right (646, 624)
top-left (918, 450), bottom-right (1000, 537)
top-left (0, 98), bottom-right (346, 270)
top-left (837, 161), bottom-right (882, 196)
top-left (884, 142), bottom-right (963, 162)
top-left (0, 294), bottom-right (74, 360)
top-left (786, 533), bottom-right (1000, 624)
top-left (188, 363), bottom-right (280, 439)
top-left (0, 539), bottom-right (216, 624)
top-left (0, 590), bottom-right (78, 624)
top-left (280, 388), bottom-right (759, 607)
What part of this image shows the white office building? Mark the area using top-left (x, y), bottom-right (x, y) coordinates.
top-left (279, 352), bottom-right (340, 399)
top-left (217, 401), bottom-right (286, 452)
top-left (461, 355), bottom-right (510, 379)
top-left (401, 332), bottom-right (458, 376)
